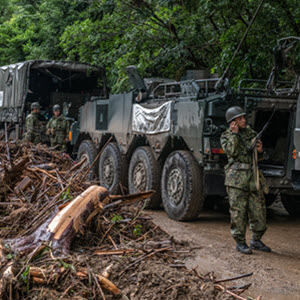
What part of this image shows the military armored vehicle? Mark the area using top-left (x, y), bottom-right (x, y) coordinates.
top-left (0, 60), bottom-right (107, 141)
top-left (70, 52), bottom-right (300, 220)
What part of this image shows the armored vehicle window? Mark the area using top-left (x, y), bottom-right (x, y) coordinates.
top-left (96, 104), bottom-right (108, 130)
top-left (153, 85), bottom-right (165, 98)
top-left (166, 84), bottom-right (181, 98)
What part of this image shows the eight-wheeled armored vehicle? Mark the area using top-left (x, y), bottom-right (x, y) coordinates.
top-left (71, 61), bottom-right (300, 220)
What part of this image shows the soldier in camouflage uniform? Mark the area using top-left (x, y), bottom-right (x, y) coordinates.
top-left (46, 104), bottom-right (69, 152)
top-left (24, 102), bottom-right (42, 144)
top-left (220, 106), bottom-right (271, 254)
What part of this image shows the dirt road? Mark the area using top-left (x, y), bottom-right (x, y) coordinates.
top-left (146, 200), bottom-right (300, 300)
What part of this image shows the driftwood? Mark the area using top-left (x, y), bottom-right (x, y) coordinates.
top-left (29, 266), bottom-right (120, 295)
top-left (3, 186), bottom-right (109, 256)
top-left (2, 186), bottom-right (154, 257)
top-left (0, 185), bottom-right (154, 297)
top-left (0, 141), bottom-right (260, 300)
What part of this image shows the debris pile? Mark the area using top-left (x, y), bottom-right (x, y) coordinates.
top-left (0, 141), bottom-right (261, 299)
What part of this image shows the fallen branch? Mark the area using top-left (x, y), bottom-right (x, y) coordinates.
top-left (29, 266), bottom-right (121, 296)
top-left (214, 272), bottom-right (253, 283)
top-left (79, 136), bottom-right (113, 184)
top-left (215, 283), bottom-right (249, 300)
top-left (33, 167), bottom-right (65, 185)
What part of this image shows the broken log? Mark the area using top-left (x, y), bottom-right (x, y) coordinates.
top-left (48, 185), bottom-right (108, 254)
top-left (3, 185), bottom-right (108, 256)
top-left (2, 186), bottom-right (154, 257)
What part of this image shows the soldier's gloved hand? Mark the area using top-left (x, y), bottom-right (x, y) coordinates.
top-left (256, 139), bottom-right (263, 153)
top-left (50, 128), bottom-right (54, 135)
top-left (46, 128), bottom-right (51, 135)
top-left (230, 121), bottom-right (239, 134)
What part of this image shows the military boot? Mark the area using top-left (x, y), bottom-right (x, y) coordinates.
top-left (250, 240), bottom-right (271, 252)
top-left (236, 242), bottom-right (252, 254)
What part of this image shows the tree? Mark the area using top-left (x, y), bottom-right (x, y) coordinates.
top-left (0, 0), bottom-right (298, 91)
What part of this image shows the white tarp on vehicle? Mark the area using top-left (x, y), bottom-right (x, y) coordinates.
top-left (132, 101), bottom-right (171, 134)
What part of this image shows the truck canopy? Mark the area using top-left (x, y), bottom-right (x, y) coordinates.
top-left (0, 60), bottom-right (106, 122)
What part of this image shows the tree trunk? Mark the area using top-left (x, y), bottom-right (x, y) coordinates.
top-left (3, 185), bottom-right (109, 256)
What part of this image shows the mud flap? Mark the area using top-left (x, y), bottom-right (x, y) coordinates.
top-left (291, 170), bottom-right (300, 191)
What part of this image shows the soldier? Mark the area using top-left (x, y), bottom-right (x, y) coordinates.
top-left (220, 106), bottom-right (271, 254)
top-left (24, 102), bottom-right (41, 144)
top-left (46, 104), bottom-right (69, 152)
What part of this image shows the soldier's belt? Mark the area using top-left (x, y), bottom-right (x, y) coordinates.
top-left (230, 162), bottom-right (252, 170)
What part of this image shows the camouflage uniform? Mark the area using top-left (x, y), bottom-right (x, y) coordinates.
top-left (46, 114), bottom-right (69, 151)
top-left (220, 125), bottom-right (267, 244)
top-left (24, 112), bottom-right (41, 144)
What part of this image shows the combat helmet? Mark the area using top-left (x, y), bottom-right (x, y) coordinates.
top-left (225, 106), bottom-right (246, 123)
top-left (53, 104), bottom-right (61, 111)
top-left (31, 102), bottom-right (40, 110)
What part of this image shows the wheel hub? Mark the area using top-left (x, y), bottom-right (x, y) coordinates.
top-left (103, 156), bottom-right (114, 186)
top-left (133, 162), bottom-right (147, 191)
top-left (167, 168), bottom-right (183, 205)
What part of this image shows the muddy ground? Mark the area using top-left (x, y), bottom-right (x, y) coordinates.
top-left (146, 199), bottom-right (300, 300)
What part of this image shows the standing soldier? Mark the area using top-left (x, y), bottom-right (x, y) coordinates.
top-left (46, 104), bottom-right (69, 152)
top-left (220, 106), bottom-right (271, 254)
top-left (24, 102), bottom-right (41, 144)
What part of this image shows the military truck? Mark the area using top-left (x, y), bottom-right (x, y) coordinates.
top-left (0, 60), bottom-right (107, 141)
top-left (70, 55), bottom-right (300, 220)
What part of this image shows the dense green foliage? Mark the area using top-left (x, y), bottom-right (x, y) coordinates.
top-left (0, 0), bottom-right (299, 91)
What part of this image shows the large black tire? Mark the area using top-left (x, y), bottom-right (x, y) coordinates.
top-left (99, 142), bottom-right (128, 194)
top-left (128, 146), bottom-right (162, 209)
top-left (161, 151), bottom-right (204, 221)
top-left (281, 194), bottom-right (300, 217)
top-left (77, 140), bottom-right (97, 181)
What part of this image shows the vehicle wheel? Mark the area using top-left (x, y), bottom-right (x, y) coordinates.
top-left (77, 140), bottom-right (97, 181)
top-left (128, 146), bottom-right (162, 209)
top-left (9, 130), bottom-right (16, 141)
top-left (99, 142), bottom-right (128, 194)
top-left (281, 194), bottom-right (300, 216)
top-left (265, 193), bottom-right (277, 207)
top-left (161, 151), bottom-right (203, 221)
